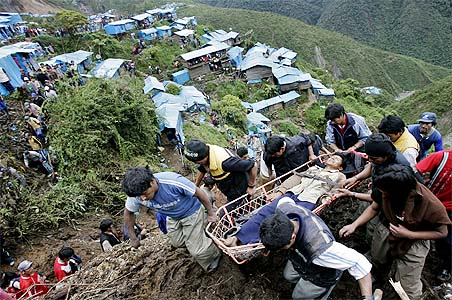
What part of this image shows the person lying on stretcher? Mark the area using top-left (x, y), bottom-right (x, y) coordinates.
top-left (223, 154), bottom-right (347, 247)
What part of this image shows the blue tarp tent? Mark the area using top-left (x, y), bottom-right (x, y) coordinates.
top-left (143, 76), bottom-right (165, 95)
top-left (172, 69), bottom-right (190, 85)
top-left (0, 13), bottom-right (22, 25)
top-left (310, 78), bottom-right (327, 95)
top-left (247, 91), bottom-right (300, 113)
top-left (0, 53), bottom-right (23, 95)
top-left (228, 46), bottom-right (244, 68)
top-left (131, 13), bottom-right (154, 23)
top-left (90, 58), bottom-right (125, 78)
top-left (156, 103), bottom-right (185, 144)
top-left (138, 28), bottom-right (158, 40)
top-left (104, 19), bottom-right (135, 35)
top-left (156, 26), bottom-right (172, 38)
top-left (51, 50), bottom-right (93, 74)
top-left (179, 86), bottom-right (208, 111)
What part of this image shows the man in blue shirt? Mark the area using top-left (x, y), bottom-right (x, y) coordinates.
top-left (122, 167), bottom-right (221, 272)
top-left (408, 112), bottom-right (443, 161)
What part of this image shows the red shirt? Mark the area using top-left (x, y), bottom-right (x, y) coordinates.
top-left (54, 257), bottom-right (72, 282)
top-left (416, 150), bottom-right (452, 210)
top-left (19, 272), bottom-right (48, 298)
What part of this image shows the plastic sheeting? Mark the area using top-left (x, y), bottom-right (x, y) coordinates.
top-left (0, 54), bottom-right (23, 95)
top-left (90, 58), bottom-right (125, 78)
top-left (156, 103), bottom-right (185, 143)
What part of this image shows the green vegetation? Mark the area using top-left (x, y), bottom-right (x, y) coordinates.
top-left (55, 10), bottom-right (88, 35)
top-left (390, 75), bottom-right (452, 137)
top-left (180, 4), bottom-right (451, 95)
top-left (1, 78), bottom-right (160, 236)
top-left (195, 0), bottom-right (452, 69)
top-left (211, 95), bottom-right (247, 131)
top-left (166, 83), bottom-right (181, 95)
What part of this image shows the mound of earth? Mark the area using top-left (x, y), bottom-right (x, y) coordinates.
top-left (46, 232), bottom-right (290, 300)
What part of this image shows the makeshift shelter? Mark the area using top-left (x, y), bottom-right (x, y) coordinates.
top-left (172, 69), bottom-right (190, 85)
top-left (143, 76), bottom-right (165, 95)
top-left (310, 78), bottom-right (327, 95)
top-left (201, 30), bottom-right (240, 46)
top-left (159, 8), bottom-right (177, 20)
top-left (361, 86), bottom-right (382, 95)
top-left (51, 50), bottom-right (93, 74)
top-left (270, 47), bottom-right (297, 65)
top-left (272, 65), bottom-right (312, 92)
top-left (0, 52), bottom-right (23, 95)
top-left (317, 88), bottom-right (335, 100)
top-left (247, 91), bottom-right (300, 113)
top-left (180, 42), bottom-right (230, 78)
top-left (173, 29), bottom-right (194, 44)
top-left (179, 85), bottom-right (208, 111)
top-left (240, 51), bottom-right (275, 82)
top-left (138, 28), bottom-right (158, 41)
top-left (131, 13), bottom-right (154, 25)
top-left (104, 19), bottom-right (135, 35)
top-left (170, 19), bottom-right (188, 31)
top-left (156, 103), bottom-right (185, 144)
top-left (0, 13), bottom-right (22, 25)
top-left (227, 46), bottom-right (244, 68)
top-left (156, 26), bottom-right (172, 38)
top-left (90, 58), bottom-right (126, 78)
top-left (152, 92), bottom-right (186, 108)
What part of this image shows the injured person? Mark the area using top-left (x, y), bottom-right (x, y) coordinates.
top-left (224, 154), bottom-right (347, 247)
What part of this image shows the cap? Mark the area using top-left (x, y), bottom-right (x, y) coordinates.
top-left (184, 139), bottom-right (209, 162)
top-left (23, 77), bottom-right (29, 81)
top-left (44, 86), bottom-right (49, 91)
top-left (18, 260), bottom-right (32, 272)
top-left (417, 112), bottom-right (437, 124)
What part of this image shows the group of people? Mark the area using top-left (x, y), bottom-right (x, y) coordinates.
top-left (118, 102), bottom-right (449, 300)
top-left (0, 247), bottom-right (81, 299)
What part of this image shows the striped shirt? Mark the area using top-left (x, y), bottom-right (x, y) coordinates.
top-left (125, 172), bottom-right (200, 220)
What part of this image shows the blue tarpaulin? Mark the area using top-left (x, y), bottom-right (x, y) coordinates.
top-left (90, 58), bottom-right (125, 78)
top-left (0, 53), bottom-right (23, 95)
top-left (138, 28), bottom-right (158, 40)
top-left (104, 19), bottom-right (135, 35)
top-left (172, 69), bottom-right (190, 85)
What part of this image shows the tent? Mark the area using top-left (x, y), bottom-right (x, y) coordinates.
top-left (104, 19), bottom-right (135, 35)
top-left (0, 53), bottom-right (23, 95)
top-left (227, 46), bottom-right (244, 68)
top-left (156, 103), bottom-right (185, 144)
top-left (143, 75), bottom-right (165, 95)
top-left (172, 69), bottom-right (190, 85)
top-left (90, 58), bottom-right (126, 78)
top-left (131, 13), bottom-right (153, 23)
top-left (156, 26), bottom-right (172, 38)
top-left (138, 28), bottom-right (158, 41)
top-left (179, 86), bottom-right (208, 111)
top-left (51, 50), bottom-right (93, 73)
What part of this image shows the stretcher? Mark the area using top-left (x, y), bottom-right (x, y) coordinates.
top-left (205, 153), bottom-right (361, 264)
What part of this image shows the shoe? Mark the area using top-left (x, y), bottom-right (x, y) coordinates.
top-left (207, 255), bottom-right (222, 273)
top-left (437, 269), bottom-right (451, 282)
top-left (9, 260), bottom-right (15, 266)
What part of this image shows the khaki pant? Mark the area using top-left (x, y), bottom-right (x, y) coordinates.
top-left (167, 206), bottom-right (221, 271)
top-left (371, 222), bottom-right (430, 300)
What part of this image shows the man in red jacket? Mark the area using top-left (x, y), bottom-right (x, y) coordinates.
top-left (54, 247), bottom-right (81, 282)
top-left (18, 260), bottom-right (48, 298)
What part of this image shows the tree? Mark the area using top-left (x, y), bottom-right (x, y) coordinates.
top-left (211, 94), bottom-right (247, 131)
top-left (55, 10), bottom-right (88, 35)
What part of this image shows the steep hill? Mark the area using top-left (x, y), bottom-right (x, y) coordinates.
top-left (0, 0), bottom-right (62, 13)
top-left (391, 75), bottom-right (452, 146)
top-left (196, 0), bottom-right (452, 68)
top-left (180, 3), bottom-right (451, 94)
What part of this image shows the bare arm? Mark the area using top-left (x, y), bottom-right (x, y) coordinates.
top-left (246, 161), bottom-right (258, 195)
top-left (124, 208), bottom-right (139, 248)
top-left (194, 170), bottom-right (205, 187)
top-left (195, 187), bottom-right (218, 222)
top-left (358, 273), bottom-right (373, 299)
top-left (389, 223), bottom-right (448, 240)
top-left (344, 163), bottom-right (372, 188)
top-left (348, 140), bottom-right (364, 152)
top-left (339, 201), bottom-right (380, 237)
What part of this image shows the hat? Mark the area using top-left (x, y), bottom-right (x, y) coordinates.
top-left (23, 77), bottom-right (29, 81)
top-left (417, 112), bottom-right (437, 124)
top-left (365, 133), bottom-right (396, 157)
top-left (18, 260), bottom-right (32, 272)
top-left (44, 86), bottom-right (50, 91)
top-left (184, 139), bottom-right (209, 162)
top-left (24, 102), bottom-right (30, 108)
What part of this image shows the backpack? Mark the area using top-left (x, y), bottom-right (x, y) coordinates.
top-left (339, 151), bottom-right (367, 178)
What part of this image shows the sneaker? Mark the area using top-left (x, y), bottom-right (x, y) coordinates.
top-left (438, 269), bottom-right (451, 282)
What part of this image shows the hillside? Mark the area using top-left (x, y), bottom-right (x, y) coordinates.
top-left (0, 0), bottom-right (62, 14)
top-left (195, 0), bottom-right (452, 69)
top-left (391, 75), bottom-right (452, 146)
top-left (179, 3), bottom-right (451, 95)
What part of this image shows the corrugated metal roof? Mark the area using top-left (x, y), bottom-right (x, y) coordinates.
top-left (181, 43), bottom-right (230, 61)
top-left (156, 25), bottom-right (172, 31)
top-left (174, 29), bottom-right (194, 37)
top-left (90, 58), bottom-right (125, 78)
top-left (310, 78), bottom-right (326, 89)
top-left (131, 13), bottom-right (152, 21)
top-left (51, 50), bottom-right (93, 65)
top-left (318, 88), bottom-right (335, 96)
top-left (146, 9), bottom-right (161, 15)
top-left (227, 46), bottom-right (244, 58)
top-left (140, 28), bottom-right (157, 34)
top-left (251, 91), bottom-right (300, 111)
top-left (240, 51), bottom-right (275, 71)
top-left (107, 19), bottom-right (134, 26)
top-left (247, 111), bottom-right (270, 124)
top-left (173, 18), bottom-right (188, 25)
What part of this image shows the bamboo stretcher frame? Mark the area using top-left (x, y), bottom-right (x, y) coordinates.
top-left (205, 153), bottom-right (361, 264)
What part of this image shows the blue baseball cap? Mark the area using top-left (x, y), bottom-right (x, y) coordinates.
top-left (417, 112), bottom-right (437, 124)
